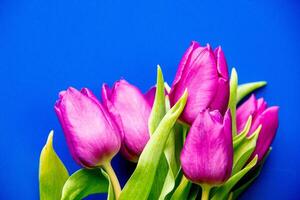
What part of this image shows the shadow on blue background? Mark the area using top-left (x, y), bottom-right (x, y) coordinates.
top-left (0, 0), bottom-right (299, 199)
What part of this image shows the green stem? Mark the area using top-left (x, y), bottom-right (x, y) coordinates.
top-left (201, 184), bottom-right (211, 200)
top-left (102, 162), bottom-right (121, 199)
top-left (170, 176), bottom-right (191, 199)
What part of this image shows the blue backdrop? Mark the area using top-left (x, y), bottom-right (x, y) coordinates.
top-left (0, 0), bottom-right (299, 199)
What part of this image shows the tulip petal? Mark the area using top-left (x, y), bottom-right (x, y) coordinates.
top-left (210, 47), bottom-right (230, 114)
top-left (250, 107), bottom-right (279, 161)
top-left (180, 110), bottom-right (233, 185)
top-left (109, 80), bottom-right (151, 162)
top-left (171, 41), bottom-right (200, 89)
top-left (236, 95), bottom-right (257, 133)
top-left (214, 46), bottom-right (229, 80)
top-left (55, 87), bottom-right (121, 167)
top-left (256, 98), bottom-right (267, 116)
top-left (170, 45), bottom-right (219, 124)
top-left (101, 84), bottom-right (112, 105)
top-left (210, 77), bottom-right (229, 114)
top-left (144, 86), bottom-right (156, 107)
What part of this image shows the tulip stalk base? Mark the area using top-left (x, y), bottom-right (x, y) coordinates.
top-left (102, 162), bottom-right (121, 199)
top-left (200, 184), bottom-right (211, 200)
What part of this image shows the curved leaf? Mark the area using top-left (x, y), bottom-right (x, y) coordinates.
top-left (228, 68), bottom-right (238, 136)
top-left (39, 131), bottom-right (69, 200)
top-left (231, 148), bottom-right (272, 200)
top-left (170, 176), bottom-right (192, 200)
top-left (148, 65), bottom-right (166, 135)
top-left (148, 155), bottom-right (169, 200)
top-left (211, 156), bottom-right (258, 200)
top-left (232, 125), bottom-right (261, 174)
top-left (158, 124), bottom-right (183, 199)
top-left (233, 116), bottom-right (252, 148)
top-left (148, 65), bottom-right (169, 200)
top-left (101, 169), bottom-right (115, 200)
top-left (148, 66), bottom-right (184, 200)
top-left (61, 168), bottom-right (109, 200)
top-left (237, 81), bottom-right (266, 103)
top-left (119, 90), bottom-right (188, 200)
top-left (187, 184), bottom-right (200, 200)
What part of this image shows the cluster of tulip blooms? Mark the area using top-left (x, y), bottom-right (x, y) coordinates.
top-left (39, 41), bottom-right (279, 200)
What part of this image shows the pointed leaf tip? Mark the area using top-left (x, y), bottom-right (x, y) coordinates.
top-left (61, 169), bottom-right (110, 200)
top-left (39, 131), bottom-right (69, 200)
top-left (120, 86), bottom-right (187, 200)
top-left (148, 65), bottom-right (166, 135)
top-left (212, 156), bottom-right (258, 200)
top-left (46, 130), bottom-right (54, 147)
top-left (237, 81), bottom-right (267, 103)
top-left (229, 68), bottom-right (238, 136)
top-left (183, 89), bottom-right (188, 100)
top-left (157, 64), bottom-right (162, 71)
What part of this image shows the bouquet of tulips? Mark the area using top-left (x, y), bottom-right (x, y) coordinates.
top-left (39, 41), bottom-right (279, 200)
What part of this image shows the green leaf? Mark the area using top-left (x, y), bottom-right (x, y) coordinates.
top-left (157, 112), bottom-right (185, 200)
top-left (39, 131), bottom-right (69, 200)
top-left (148, 65), bottom-right (168, 200)
top-left (187, 184), bottom-right (200, 200)
top-left (237, 81), bottom-right (266, 103)
top-left (231, 148), bottom-right (272, 200)
top-left (119, 90), bottom-right (188, 200)
top-left (170, 176), bottom-right (192, 200)
top-left (228, 68), bottom-right (238, 136)
top-left (148, 155), bottom-right (170, 200)
top-left (164, 82), bottom-right (171, 93)
top-left (61, 168), bottom-right (111, 200)
top-left (148, 67), bottom-right (184, 200)
top-left (233, 116), bottom-right (252, 148)
top-left (165, 169), bottom-right (184, 200)
top-left (211, 156), bottom-right (258, 200)
top-left (164, 123), bottom-right (183, 174)
top-left (100, 169), bottom-right (115, 200)
top-left (232, 125), bottom-right (261, 175)
top-left (148, 65), bottom-right (166, 136)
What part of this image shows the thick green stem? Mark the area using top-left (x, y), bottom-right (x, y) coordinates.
top-left (103, 162), bottom-right (121, 199)
top-left (201, 184), bottom-right (211, 200)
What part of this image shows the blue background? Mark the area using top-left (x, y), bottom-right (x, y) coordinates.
top-left (0, 0), bottom-right (299, 199)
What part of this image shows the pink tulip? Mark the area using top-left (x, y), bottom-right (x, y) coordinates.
top-left (169, 41), bottom-right (229, 124)
top-left (102, 80), bottom-right (152, 162)
top-left (237, 95), bottom-right (279, 161)
top-left (180, 109), bottom-right (233, 185)
top-left (54, 87), bottom-right (122, 168)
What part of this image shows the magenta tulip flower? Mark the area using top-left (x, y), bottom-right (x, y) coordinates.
top-left (180, 109), bottom-right (233, 186)
top-left (54, 87), bottom-right (122, 168)
top-left (169, 41), bottom-right (229, 124)
top-left (102, 80), bottom-right (152, 162)
top-left (237, 95), bottom-right (279, 161)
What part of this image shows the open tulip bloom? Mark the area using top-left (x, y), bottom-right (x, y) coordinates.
top-left (39, 41), bottom-right (279, 200)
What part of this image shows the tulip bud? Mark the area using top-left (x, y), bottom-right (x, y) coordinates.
top-left (102, 80), bottom-right (151, 162)
top-left (169, 41), bottom-right (229, 124)
top-left (237, 95), bottom-right (279, 161)
top-left (54, 87), bottom-right (122, 168)
top-left (180, 109), bottom-right (233, 186)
